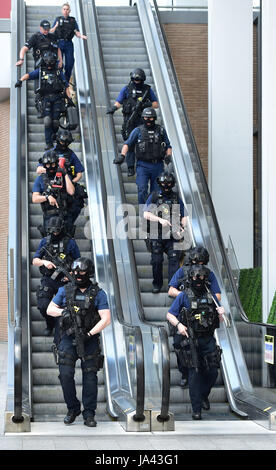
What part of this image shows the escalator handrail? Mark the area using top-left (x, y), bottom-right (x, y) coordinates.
top-left (91, 0), bottom-right (171, 421)
top-left (75, 0), bottom-right (145, 421)
top-left (152, 0), bottom-right (276, 331)
top-left (9, 0), bottom-right (26, 423)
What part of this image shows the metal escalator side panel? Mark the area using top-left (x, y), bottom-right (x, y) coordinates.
top-left (72, 0), bottom-right (147, 427)
top-left (135, 0), bottom-right (254, 412)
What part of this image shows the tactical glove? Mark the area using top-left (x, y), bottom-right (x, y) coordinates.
top-left (106, 105), bottom-right (117, 115)
top-left (113, 154), bottom-right (125, 165)
top-left (164, 154), bottom-right (171, 165)
top-left (15, 80), bottom-right (22, 88)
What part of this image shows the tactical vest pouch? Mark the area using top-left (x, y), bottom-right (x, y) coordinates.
top-left (202, 345), bottom-right (222, 370)
top-left (82, 350), bottom-right (104, 373)
top-left (36, 284), bottom-right (55, 300)
top-left (66, 106), bottom-right (79, 131)
top-left (122, 101), bottom-right (132, 116)
top-left (175, 338), bottom-right (195, 369)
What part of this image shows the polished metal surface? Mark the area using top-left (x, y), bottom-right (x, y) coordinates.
top-left (72, 0), bottom-right (147, 430)
top-left (136, 0), bottom-right (276, 428)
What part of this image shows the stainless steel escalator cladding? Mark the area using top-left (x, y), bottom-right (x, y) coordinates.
top-left (136, 0), bottom-right (276, 428)
top-left (80, 0), bottom-right (174, 430)
top-left (72, 0), bottom-right (149, 431)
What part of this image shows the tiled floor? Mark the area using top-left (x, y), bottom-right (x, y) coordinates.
top-left (2, 342), bottom-right (276, 451)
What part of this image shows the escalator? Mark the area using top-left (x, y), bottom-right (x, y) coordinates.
top-left (6, 0), bottom-right (147, 432)
top-left (89, 0), bottom-right (276, 428)
top-left (94, 2), bottom-right (228, 420)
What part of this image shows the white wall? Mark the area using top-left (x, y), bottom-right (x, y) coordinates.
top-left (261, 0), bottom-right (276, 320)
top-left (208, 0), bottom-right (253, 269)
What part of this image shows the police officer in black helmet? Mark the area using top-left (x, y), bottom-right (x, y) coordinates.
top-left (32, 149), bottom-right (75, 235)
top-left (143, 171), bottom-right (188, 293)
top-left (115, 107), bottom-right (172, 208)
top-left (32, 216), bottom-right (80, 336)
top-left (167, 264), bottom-right (226, 420)
top-left (47, 257), bottom-right (111, 427)
top-left (107, 68), bottom-right (159, 177)
top-left (15, 50), bottom-right (72, 150)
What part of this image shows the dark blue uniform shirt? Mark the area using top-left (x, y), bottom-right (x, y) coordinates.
top-left (169, 267), bottom-right (221, 295)
top-left (33, 237), bottom-right (80, 260)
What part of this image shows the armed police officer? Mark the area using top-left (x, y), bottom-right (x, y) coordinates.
top-left (33, 216), bottom-right (80, 336)
top-left (143, 172), bottom-right (188, 294)
top-left (50, 2), bottom-right (87, 82)
top-left (168, 246), bottom-right (221, 302)
top-left (32, 149), bottom-right (75, 235)
top-left (167, 264), bottom-right (225, 420)
top-left (115, 107), bottom-right (172, 208)
top-left (15, 50), bottom-right (71, 150)
top-left (36, 129), bottom-right (86, 228)
top-left (16, 19), bottom-right (62, 69)
top-left (47, 257), bottom-right (111, 427)
top-left (107, 68), bottom-right (158, 177)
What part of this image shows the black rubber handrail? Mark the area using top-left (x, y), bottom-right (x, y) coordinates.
top-left (11, 0), bottom-right (25, 424)
top-left (77, 0), bottom-right (145, 421)
top-left (152, 0), bottom-right (276, 331)
top-left (91, 0), bottom-right (171, 422)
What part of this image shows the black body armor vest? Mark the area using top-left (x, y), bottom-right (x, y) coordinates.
top-left (31, 33), bottom-right (58, 62)
top-left (39, 235), bottom-right (71, 277)
top-left (41, 173), bottom-right (72, 214)
top-left (122, 82), bottom-right (151, 117)
top-left (55, 16), bottom-right (76, 41)
top-left (54, 146), bottom-right (76, 178)
top-left (37, 66), bottom-right (65, 96)
top-left (135, 124), bottom-right (166, 162)
top-left (180, 288), bottom-right (219, 336)
top-left (64, 283), bottom-right (101, 334)
top-left (149, 190), bottom-right (182, 238)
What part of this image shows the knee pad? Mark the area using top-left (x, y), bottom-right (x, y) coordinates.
top-left (44, 115), bottom-right (52, 128)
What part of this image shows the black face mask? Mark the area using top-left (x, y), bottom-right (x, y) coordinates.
top-left (75, 271), bottom-right (91, 288)
top-left (191, 278), bottom-right (206, 295)
top-left (144, 119), bottom-right (155, 129)
top-left (45, 166), bottom-right (57, 177)
top-left (50, 231), bottom-right (64, 243)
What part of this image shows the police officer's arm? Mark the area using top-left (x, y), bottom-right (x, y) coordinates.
top-left (64, 174), bottom-right (75, 196)
top-left (88, 309), bottom-right (111, 337)
top-left (57, 47), bottom-right (63, 68)
top-left (16, 45), bottom-right (29, 66)
top-left (143, 210), bottom-right (172, 227)
top-left (32, 191), bottom-right (59, 207)
top-left (75, 30), bottom-right (87, 40)
top-left (167, 312), bottom-right (188, 337)
top-left (33, 257), bottom-right (56, 270)
top-left (168, 286), bottom-right (181, 298)
top-left (72, 172), bottom-right (82, 183)
top-left (47, 301), bottom-right (63, 317)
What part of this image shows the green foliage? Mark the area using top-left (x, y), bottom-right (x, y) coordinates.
top-left (238, 267), bottom-right (276, 324)
top-left (238, 267), bottom-right (262, 322)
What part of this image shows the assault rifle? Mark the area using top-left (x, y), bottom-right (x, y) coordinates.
top-left (41, 244), bottom-right (75, 284)
top-left (122, 89), bottom-right (150, 140)
top-left (179, 308), bottom-right (200, 372)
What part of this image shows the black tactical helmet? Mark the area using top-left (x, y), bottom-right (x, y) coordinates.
top-left (188, 264), bottom-right (210, 280)
top-left (188, 246), bottom-right (210, 265)
top-left (56, 129), bottom-right (74, 146)
top-left (156, 172), bottom-right (175, 192)
top-left (42, 50), bottom-right (58, 68)
top-left (141, 107), bottom-right (157, 120)
top-left (40, 19), bottom-right (50, 30)
top-left (40, 149), bottom-right (58, 166)
top-left (130, 68), bottom-right (146, 82)
top-left (46, 216), bottom-right (64, 234)
top-left (71, 257), bottom-right (95, 277)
